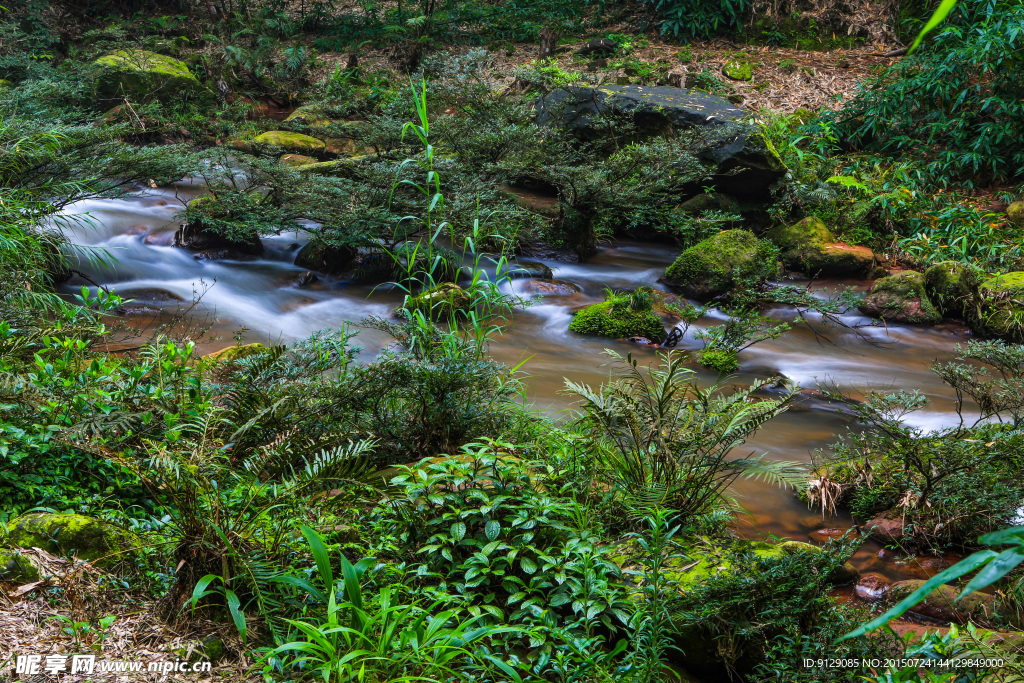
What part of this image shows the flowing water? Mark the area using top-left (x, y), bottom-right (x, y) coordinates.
top-left (61, 179), bottom-right (976, 585)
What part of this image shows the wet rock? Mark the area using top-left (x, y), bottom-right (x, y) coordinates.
top-left (116, 304), bottom-right (161, 316)
top-left (662, 229), bottom-right (779, 300)
top-left (864, 510), bottom-right (905, 543)
top-left (402, 283), bottom-right (471, 318)
top-left (280, 153), bottom-right (318, 167)
top-left (118, 288), bottom-right (184, 304)
top-left (144, 231), bottom-right (175, 246)
top-left (767, 216), bottom-right (874, 276)
top-left (93, 50), bottom-right (213, 105)
top-left (125, 224), bottom-right (148, 236)
top-left (6, 513), bottom-right (138, 570)
top-left (292, 271), bottom-right (320, 288)
top-left (520, 278), bottom-right (581, 296)
top-left (858, 271), bottom-right (941, 325)
top-left (888, 579), bottom-right (1012, 625)
top-left (0, 548), bottom-right (39, 582)
top-left (294, 242), bottom-right (358, 276)
top-left (812, 527), bottom-right (849, 541)
top-left (923, 261), bottom-right (980, 320)
top-left (855, 573), bottom-right (890, 602)
top-left (507, 260), bottom-right (554, 280)
top-left (576, 37), bottom-right (618, 56)
top-left (1007, 201), bottom-right (1024, 227)
top-left (536, 85), bottom-right (785, 198)
top-left (625, 336), bottom-right (659, 347)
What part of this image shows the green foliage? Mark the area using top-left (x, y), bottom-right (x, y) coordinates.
top-left (832, 0), bottom-right (1024, 183)
top-left (644, 0), bottom-right (751, 39)
top-left (568, 289), bottom-right (666, 342)
top-left (566, 351), bottom-right (804, 521)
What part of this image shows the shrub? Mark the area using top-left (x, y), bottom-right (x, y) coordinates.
top-left (643, 0), bottom-right (751, 39)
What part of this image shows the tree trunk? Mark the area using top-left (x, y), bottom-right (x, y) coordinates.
top-left (539, 27), bottom-right (560, 61)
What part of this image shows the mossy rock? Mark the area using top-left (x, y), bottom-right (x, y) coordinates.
top-left (280, 153), bottom-right (318, 168)
top-left (698, 349), bottom-right (738, 374)
top-left (6, 514), bottom-right (137, 570)
top-left (767, 216), bottom-right (873, 275)
top-left (94, 50), bottom-right (212, 104)
top-left (253, 131), bottom-right (327, 157)
top-left (1007, 201), bottom-right (1024, 228)
top-left (722, 59), bottom-right (754, 81)
top-left (203, 343), bottom-right (270, 363)
top-left (858, 271), bottom-right (941, 324)
top-left (175, 195), bottom-right (263, 257)
top-left (0, 79), bottom-right (13, 89)
top-left (295, 155), bottom-right (373, 178)
top-left (663, 229), bottom-right (779, 300)
top-left (975, 272), bottom-right (1024, 342)
top-left (0, 548), bottom-right (39, 582)
top-left (888, 580), bottom-right (1018, 626)
top-left (403, 283), bottom-right (472, 318)
top-left (676, 192), bottom-right (741, 215)
top-left (285, 105), bottom-right (334, 127)
top-left (294, 242), bottom-right (358, 275)
top-left (923, 261), bottom-right (980, 320)
top-left (568, 301), bottom-right (666, 342)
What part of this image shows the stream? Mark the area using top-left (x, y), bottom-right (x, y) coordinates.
top-left (60, 178), bottom-right (976, 590)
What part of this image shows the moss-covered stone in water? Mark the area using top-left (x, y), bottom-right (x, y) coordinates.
top-left (6, 514), bottom-right (136, 570)
top-left (698, 349), bottom-right (738, 374)
top-left (94, 50), bottom-right (211, 103)
top-left (924, 260), bottom-right (980, 320)
top-left (663, 229), bottom-right (779, 300)
top-left (0, 548), bottom-right (39, 581)
top-left (722, 59), bottom-right (754, 81)
top-left (294, 242), bottom-right (358, 275)
top-left (403, 283), bottom-right (472, 318)
top-left (253, 131), bottom-right (327, 157)
top-left (203, 343), bottom-right (269, 363)
top-left (569, 301), bottom-right (666, 342)
top-left (767, 216), bottom-right (873, 275)
top-left (976, 272), bottom-right (1024, 342)
top-left (1007, 201), bottom-right (1024, 228)
top-left (858, 271), bottom-right (941, 324)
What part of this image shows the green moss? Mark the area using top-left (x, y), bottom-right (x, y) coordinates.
top-left (976, 272), bottom-right (1024, 342)
top-left (403, 283), bottom-right (472, 318)
top-left (698, 349), bottom-right (738, 374)
top-left (93, 50), bottom-right (211, 103)
top-left (663, 230), bottom-right (779, 300)
top-left (924, 261), bottom-right (980, 319)
top-left (280, 153), bottom-right (318, 168)
top-left (722, 59), bottom-right (753, 81)
top-left (253, 131), bottom-right (327, 156)
top-left (0, 548), bottom-right (39, 581)
top-left (1007, 201), bottom-right (1024, 227)
top-left (296, 156), bottom-right (372, 178)
top-left (203, 343), bottom-right (270, 363)
top-left (858, 271), bottom-right (941, 324)
top-left (767, 217), bottom-right (873, 275)
top-left (294, 242), bottom-right (358, 275)
top-left (568, 301), bottom-right (666, 342)
top-left (285, 105), bottom-right (334, 127)
top-left (6, 514), bottom-right (136, 570)
top-left (0, 79), bottom-right (13, 89)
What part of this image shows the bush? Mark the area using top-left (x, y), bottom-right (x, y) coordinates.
top-left (643, 0), bottom-right (751, 39)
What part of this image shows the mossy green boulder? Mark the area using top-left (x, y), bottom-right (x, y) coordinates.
top-left (722, 59), bottom-right (754, 81)
top-left (767, 216), bottom-right (874, 275)
top-left (280, 153), bottom-right (318, 168)
top-left (294, 241), bottom-right (358, 275)
top-left (569, 301), bottom-right (665, 342)
top-left (0, 548), bottom-right (39, 582)
top-left (285, 105), bottom-right (334, 127)
top-left (0, 79), bottom-right (13, 89)
top-left (923, 260), bottom-right (981, 320)
top-left (1007, 201), bottom-right (1024, 227)
top-left (6, 514), bottom-right (137, 570)
top-left (253, 131), bottom-right (327, 157)
top-left (858, 271), bottom-right (941, 324)
top-left (663, 229), bottom-right (779, 300)
top-left (203, 343), bottom-right (270, 364)
top-left (94, 50), bottom-right (211, 104)
top-left (403, 283), bottom-right (472, 318)
top-left (975, 272), bottom-right (1024, 342)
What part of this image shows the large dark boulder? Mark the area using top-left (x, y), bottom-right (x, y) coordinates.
top-left (294, 242), bottom-right (358, 275)
top-left (536, 85), bottom-right (785, 198)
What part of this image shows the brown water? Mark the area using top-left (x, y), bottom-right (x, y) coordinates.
top-left (61, 179), bottom-right (975, 582)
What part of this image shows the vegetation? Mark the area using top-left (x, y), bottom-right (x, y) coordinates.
top-left (2, 0), bottom-right (1024, 681)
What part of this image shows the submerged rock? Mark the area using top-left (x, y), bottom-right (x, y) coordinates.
top-left (94, 50), bottom-right (212, 104)
top-left (858, 271), bottom-right (941, 324)
top-left (294, 242), bottom-right (358, 275)
top-left (662, 229), bottom-right (779, 300)
top-left (6, 513), bottom-right (138, 570)
top-left (767, 216), bottom-right (873, 275)
top-left (520, 278), bottom-right (581, 296)
top-left (536, 84), bottom-right (785, 197)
